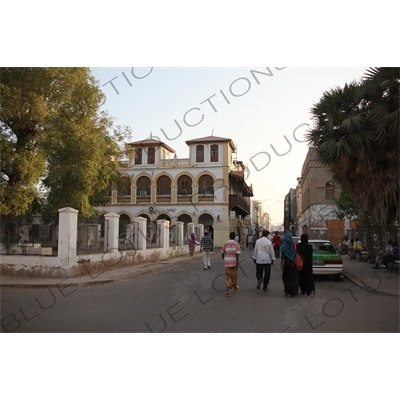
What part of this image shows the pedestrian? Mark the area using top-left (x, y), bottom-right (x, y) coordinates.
top-left (272, 231), bottom-right (282, 258)
top-left (351, 237), bottom-right (363, 259)
top-left (247, 234), bottom-right (253, 249)
top-left (280, 232), bottom-right (297, 298)
top-left (188, 232), bottom-right (200, 256)
top-left (241, 234), bottom-right (246, 250)
top-left (253, 229), bottom-right (275, 291)
top-left (348, 239), bottom-right (355, 258)
top-left (235, 234), bottom-right (239, 243)
top-left (297, 233), bottom-right (315, 297)
top-left (252, 234), bottom-right (257, 250)
top-left (221, 232), bottom-right (241, 297)
top-left (200, 230), bottom-right (213, 270)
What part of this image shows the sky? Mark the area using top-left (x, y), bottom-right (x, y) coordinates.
top-left (90, 67), bottom-right (368, 225)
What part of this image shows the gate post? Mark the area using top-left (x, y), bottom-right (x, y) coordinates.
top-left (176, 221), bottom-right (184, 246)
top-left (58, 207), bottom-right (79, 266)
top-left (104, 213), bottom-right (120, 253)
top-left (134, 217), bottom-right (147, 250)
top-left (157, 219), bottom-right (170, 248)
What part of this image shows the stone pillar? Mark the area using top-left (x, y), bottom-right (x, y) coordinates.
top-left (134, 217), bottom-right (147, 250)
top-left (187, 223), bottom-right (195, 238)
top-left (157, 219), bottom-right (170, 248)
top-left (195, 224), bottom-right (204, 241)
top-left (58, 207), bottom-right (79, 262)
top-left (104, 213), bottom-right (120, 253)
top-left (176, 221), bottom-right (184, 246)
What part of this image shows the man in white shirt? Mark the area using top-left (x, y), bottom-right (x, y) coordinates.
top-left (253, 230), bottom-right (276, 291)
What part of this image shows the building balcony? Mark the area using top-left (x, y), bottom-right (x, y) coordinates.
top-left (229, 194), bottom-right (250, 215)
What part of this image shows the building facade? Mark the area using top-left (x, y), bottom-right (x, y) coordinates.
top-left (296, 147), bottom-right (342, 243)
top-left (96, 134), bottom-right (253, 247)
top-left (283, 188), bottom-right (297, 234)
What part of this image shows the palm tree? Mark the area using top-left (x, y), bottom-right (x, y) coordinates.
top-left (307, 67), bottom-right (399, 228)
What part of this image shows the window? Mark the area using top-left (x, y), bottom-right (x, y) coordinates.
top-left (198, 174), bottom-right (214, 195)
top-left (196, 145), bottom-right (204, 162)
top-left (326, 181), bottom-right (335, 200)
top-left (157, 175), bottom-right (171, 195)
top-left (137, 176), bottom-right (151, 195)
top-left (210, 144), bottom-right (218, 162)
top-left (135, 148), bottom-right (142, 165)
top-left (122, 177), bottom-right (131, 195)
top-left (178, 175), bottom-right (192, 194)
top-left (148, 147), bottom-right (155, 164)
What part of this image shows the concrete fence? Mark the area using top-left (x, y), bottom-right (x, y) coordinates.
top-left (0, 207), bottom-right (204, 278)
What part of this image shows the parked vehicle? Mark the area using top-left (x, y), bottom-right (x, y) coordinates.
top-left (309, 240), bottom-right (343, 276)
top-left (292, 237), bottom-right (343, 277)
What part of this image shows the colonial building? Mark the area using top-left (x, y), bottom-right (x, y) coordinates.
top-left (283, 188), bottom-right (297, 234)
top-left (96, 134), bottom-right (253, 247)
top-left (295, 147), bottom-right (343, 244)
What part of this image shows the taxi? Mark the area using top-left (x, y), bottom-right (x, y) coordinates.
top-left (309, 239), bottom-right (343, 276)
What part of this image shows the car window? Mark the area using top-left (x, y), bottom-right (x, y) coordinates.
top-left (311, 242), bottom-right (336, 254)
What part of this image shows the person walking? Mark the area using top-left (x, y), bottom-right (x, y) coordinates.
top-left (221, 232), bottom-right (241, 297)
top-left (247, 234), bottom-right (253, 249)
top-left (200, 230), bottom-right (213, 270)
top-left (297, 234), bottom-right (315, 297)
top-left (280, 232), bottom-right (297, 298)
top-left (253, 229), bottom-right (275, 291)
top-left (241, 234), bottom-right (246, 250)
top-left (188, 232), bottom-right (200, 256)
top-left (272, 231), bottom-right (282, 258)
top-left (252, 234), bottom-right (257, 250)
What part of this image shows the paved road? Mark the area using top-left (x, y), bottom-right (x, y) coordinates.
top-left (1, 249), bottom-right (399, 333)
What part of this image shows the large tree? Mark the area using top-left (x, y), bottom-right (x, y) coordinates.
top-left (307, 67), bottom-right (399, 228)
top-left (0, 68), bottom-right (130, 220)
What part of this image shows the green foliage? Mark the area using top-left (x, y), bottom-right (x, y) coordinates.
top-left (333, 190), bottom-right (375, 227)
top-left (0, 68), bottom-right (131, 219)
top-left (307, 67), bottom-right (400, 228)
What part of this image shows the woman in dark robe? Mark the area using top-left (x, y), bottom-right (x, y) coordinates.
top-left (297, 234), bottom-right (315, 297)
top-left (280, 233), bottom-right (297, 298)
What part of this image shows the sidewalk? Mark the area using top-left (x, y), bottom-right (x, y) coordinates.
top-left (341, 256), bottom-right (399, 297)
top-left (1, 251), bottom-right (399, 297)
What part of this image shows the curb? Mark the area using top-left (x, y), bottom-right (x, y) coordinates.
top-left (0, 279), bottom-right (115, 289)
top-left (342, 272), bottom-right (398, 297)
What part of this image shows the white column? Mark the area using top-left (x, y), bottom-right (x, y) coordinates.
top-left (104, 213), bottom-right (120, 253)
top-left (134, 217), bottom-right (147, 250)
top-left (157, 219), bottom-right (170, 248)
top-left (58, 207), bottom-right (79, 263)
top-left (176, 221), bottom-right (184, 246)
top-left (187, 223), bottom-right (195, 238)
top-left (195, 224), bottom-right (204, 240)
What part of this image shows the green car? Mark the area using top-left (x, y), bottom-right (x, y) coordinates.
top-left (308, 240), bottom-right (343, 276)
top-left (292, 238), bottom-right (343, 276)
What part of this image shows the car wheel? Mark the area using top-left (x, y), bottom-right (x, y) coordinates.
top-left (333, 273), bottom-right (342, 281)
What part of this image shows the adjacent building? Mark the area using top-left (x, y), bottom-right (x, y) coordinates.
top-left (295, 147), bottom-right (343, 244)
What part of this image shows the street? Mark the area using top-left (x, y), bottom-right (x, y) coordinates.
top-left (1, 248), bottom-right (399, 333)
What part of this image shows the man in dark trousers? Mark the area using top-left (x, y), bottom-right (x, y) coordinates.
top-left (253, 230), bottom-right (275, 291)
top-left (272, 231), bottom-right (282, 258)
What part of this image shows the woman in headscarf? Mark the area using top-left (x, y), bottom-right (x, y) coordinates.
top-left (297, 234), bottom-right (315, 297)
top-left (188, 232), bottom-right (200, 256)
top-left (280, 232), bottom-right (297, 298)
